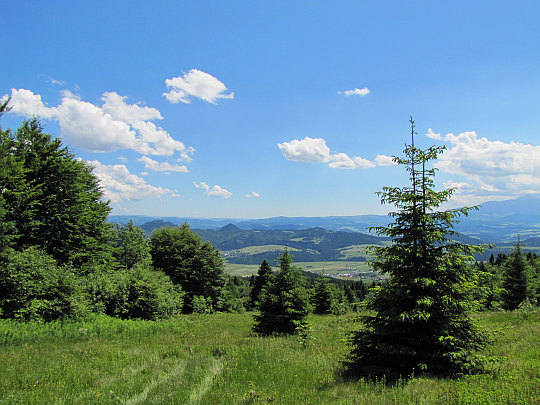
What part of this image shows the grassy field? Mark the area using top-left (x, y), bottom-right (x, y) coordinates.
top-left (0, 309), bottom-right (538, 404)
top-left (226, 260), bottom-right (382, 281)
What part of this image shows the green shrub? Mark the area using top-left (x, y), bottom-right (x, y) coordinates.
top-left (83, 266), bottom-right (183, 320)
top-left (0, 247), bottom-right (83, 322)
top-left (191, 295), bottom-right (213, 314)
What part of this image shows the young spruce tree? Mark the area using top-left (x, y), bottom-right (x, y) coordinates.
top-left (346, 118), bottom-right (490, 381)
top-left (250, 259), bottom-right (273, 308)
top-left (253, 249), bottom-right (311, 335)
top-left (501, 237), bottom-right (536, 310)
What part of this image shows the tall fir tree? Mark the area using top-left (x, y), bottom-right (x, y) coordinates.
top-left (346, 118), bottom-right (490, 381)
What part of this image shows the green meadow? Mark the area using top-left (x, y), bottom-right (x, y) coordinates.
top-left (226, 260), bottom-right (379, 282)
top-left (1, 309), bottom-right (538, 404)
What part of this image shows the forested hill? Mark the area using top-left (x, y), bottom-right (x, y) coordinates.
top-left (140, 221), bottom-right (388, 263)
top-left (111, 195), bottom-right (540, 244)
top-left (194, 225), bottom-right (385, 250)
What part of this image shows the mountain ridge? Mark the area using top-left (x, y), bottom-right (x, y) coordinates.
top-left (111, 196), bottom-right (540, 244)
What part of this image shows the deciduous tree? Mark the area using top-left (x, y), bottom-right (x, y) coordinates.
top-left (0, 118), bottom-right (111, 266)
top-left (111, 220), bottom-right (151, 269)
top-left (150, 224), bottom-right (225, 313)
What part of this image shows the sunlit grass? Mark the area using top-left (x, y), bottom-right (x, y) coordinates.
top-left (0, 310), bottom-right (538, 404)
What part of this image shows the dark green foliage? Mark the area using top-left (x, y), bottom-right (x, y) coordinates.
top-left (501, 241), bottom-right (536, 310)
top-left (150, 224), bottom-right (225, 313)
top-left (191, 295), bottom-right (213, 314)
top-left (312, 277), bottom-right (338, 314)
top-left (111, 220), bottom-right (151, 269)
top-left (0, 118), bottom-right (112, 266)
top-left (222, 275), bottom-right (251, 313)
top-left (253, 249), bottom-right (311, 335)
top-left (83, 265), bottom-right (183, 320)
top-left (250, 259), bottom-right (273, 307)
top-left (495, 253), bottom-right (507, 266)
top-left (346, 119), bottom-right (490, 381)
top-left (192, 226), bottom-right (380, 264)
top-left (119, 266), bottom-right (183, 320)
top-left (0, 247), bottom-right (83, 322)
top-left (473, 261), bottom-right (502, 310)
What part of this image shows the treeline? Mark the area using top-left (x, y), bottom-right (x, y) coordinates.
top-left (0, 111), bottom-right (373, 322)
top-left (474, 249), bottom-right (539, 310)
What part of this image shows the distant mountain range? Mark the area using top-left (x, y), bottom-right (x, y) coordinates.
top-left (111, 195), bottom-right (540, 245)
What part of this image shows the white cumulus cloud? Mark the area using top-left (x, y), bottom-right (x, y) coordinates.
top-left (193, 181), bottom-right (233, 198)
top-left (56, 94), bottom-right (137, 152)
top-left (338, 87), bottom-right (370, 97)
top-left (88, 160), bottom-right (171, 202)
top-left (426, 128), bottom-right (442, 140)
top-left (163, 69), bottom-right (234, 105)
top-left (278, 137), bottom-right (382, 169)
top-left (3, 88), bottom-right (194, 159)
top-left (2, 88), bottom-right (56, 119)
top-left (374, 154), bottom-right (397, 166)
top-left (137, 156), bottom-right (188, 173)
top-left (101, 92), bottom-right (162, 123)
top-left (278, 137), bottom-right (332, 163)
top-left (434, 130), bottom-right (540, 199)
top-left (246, 191), bottom-right (260, 198)
top-left (328, 153), bottom-right (375, 169)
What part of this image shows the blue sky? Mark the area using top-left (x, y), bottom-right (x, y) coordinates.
top-left (2, 1), bottom-right (539, 218)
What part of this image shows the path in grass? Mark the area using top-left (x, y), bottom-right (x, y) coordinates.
top-left (0, 310), bottom-right (538, 404)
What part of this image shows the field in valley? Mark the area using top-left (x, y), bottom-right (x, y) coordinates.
top-left (0, 309), bottom-right (538, 404)
top-left (225, 260), bottom-right (382, 281)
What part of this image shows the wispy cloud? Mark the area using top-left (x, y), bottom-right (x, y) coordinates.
top-left (163, 69), bottom-right (234, 104)
top-left (246, 191), bottom-right (260, 198)
top-left (38, 73), bottom-right (65, 86)
top-left (338, 87), bottom-right (370, 97)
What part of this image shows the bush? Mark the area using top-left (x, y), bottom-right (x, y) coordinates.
top-left (83, 265), bottom-right (183, 320)
top-left (0, 247), bottom-right (84, 322)
top-left (191, 295), bottom-right (213, 314)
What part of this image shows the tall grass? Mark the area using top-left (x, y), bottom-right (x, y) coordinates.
top-left (0, 309), bottom-right (538, 404)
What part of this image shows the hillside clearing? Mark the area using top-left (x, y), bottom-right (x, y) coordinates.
top-left (0, 309), bottom-right (538, 404)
